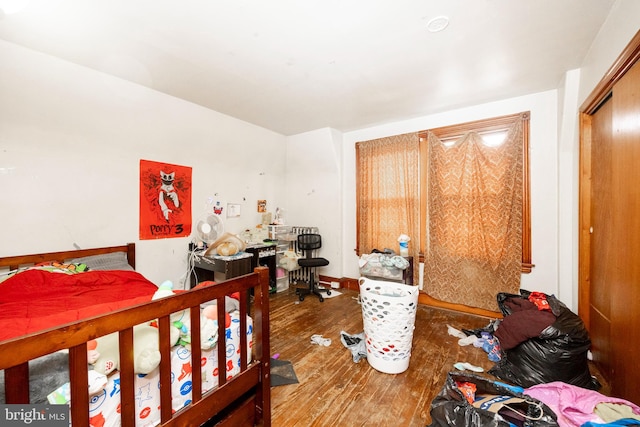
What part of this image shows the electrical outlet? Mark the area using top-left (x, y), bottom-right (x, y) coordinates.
top-left (330, 281), bottom-right (340, 289)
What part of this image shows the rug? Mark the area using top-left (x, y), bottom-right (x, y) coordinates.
top-left (270, 358), bottom-right (299, 387)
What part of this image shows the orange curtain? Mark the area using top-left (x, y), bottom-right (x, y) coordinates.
top-left (356, 132), bottom-right (420, 282)
top-left (423, 120), bottom-right (523, 311)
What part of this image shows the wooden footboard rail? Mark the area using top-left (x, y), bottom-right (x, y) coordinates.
top-left (0, 266), bottom-right (271, 427)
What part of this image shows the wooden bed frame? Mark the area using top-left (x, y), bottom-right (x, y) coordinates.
top-left (0, 243), bottom-right (271, 427)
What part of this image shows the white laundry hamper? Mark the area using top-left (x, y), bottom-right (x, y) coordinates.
top-left (359, 277), bottom-right (419, 374)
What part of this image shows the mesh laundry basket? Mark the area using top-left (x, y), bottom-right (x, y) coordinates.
top-left (359, 277), bottom-right (419, 374)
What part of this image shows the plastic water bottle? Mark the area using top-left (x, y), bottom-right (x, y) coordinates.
top-left (398, 234), bottom-right (410, 257)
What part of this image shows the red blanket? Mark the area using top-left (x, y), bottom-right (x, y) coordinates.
top-left (0, 269), bottom-right (158, 342)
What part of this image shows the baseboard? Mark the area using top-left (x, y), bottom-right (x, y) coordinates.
top-left (418, 293), bottom-right (501, 318)
top-left (319, 275), bottom-right (501, 318)
top-left (318, 275), bottom-right (358, 291)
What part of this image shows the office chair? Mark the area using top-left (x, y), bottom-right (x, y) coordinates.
top-left (295, 233), bottom-right (331, 302)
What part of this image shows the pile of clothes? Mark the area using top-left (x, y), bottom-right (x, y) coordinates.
top-left (488, 290), bottom-right (599, 390)
top-left (428, 372), bottom-right (640, 427)
top-left (434, 290), bottom-right (637, 426)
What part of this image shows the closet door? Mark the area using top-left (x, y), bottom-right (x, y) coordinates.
top-left (581, 30), bottom-right (640, 404)
top-left (589, 97), bottom-right (613, 383)
top-left (608, 58), bottom-right (640, 401)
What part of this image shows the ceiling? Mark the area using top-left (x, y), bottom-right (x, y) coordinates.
top-left (0, 0), bottom-right (616, 136)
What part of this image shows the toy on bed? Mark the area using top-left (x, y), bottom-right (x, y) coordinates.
top-left (89, 322), bottom-right (179, 376)
top-left (88, 280), bottom-right (241, 375)
top-left (151, 281), bottom-right (204, 349)
top-left (158, 280), bottom-right (240, 347)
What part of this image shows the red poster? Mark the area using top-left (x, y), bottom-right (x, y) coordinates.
top-left (139, 159), bottom-right (192, 240)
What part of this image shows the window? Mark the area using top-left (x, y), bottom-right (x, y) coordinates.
top-left (417, 112), bottom-right (532, 273)
top-left (356, 112), bottom-right (532, 303)
top-left (355, 133), bottom-right (420, 262)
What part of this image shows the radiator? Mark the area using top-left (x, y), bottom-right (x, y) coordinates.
top-left (289, 226), bottom-right (319, 284)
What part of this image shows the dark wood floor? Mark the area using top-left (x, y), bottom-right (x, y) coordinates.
top-left (267, 285), bottom-right (610, 427)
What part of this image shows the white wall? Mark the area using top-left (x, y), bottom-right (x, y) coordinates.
top-left (556, 69), bottom-right (581, 310)
top-left (556, 0), bottom-right (640, 311)
top-left (286, 92), bottom-right (561, 299)
top-left (578, 0), bottom-right (640, 107)
top-left (0, 40), bottom-right (287, 288)
top-left (286, 0), bottom-right (640, 313)
top-left (341, 91), bottom-right (561, 300)
top-left (284, 128), bottom-right (343, 278)
top-left (2, 0), bottom-right (637, 308)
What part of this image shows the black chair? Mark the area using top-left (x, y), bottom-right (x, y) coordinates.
top-left (295, 233), bottom-right (331, 302)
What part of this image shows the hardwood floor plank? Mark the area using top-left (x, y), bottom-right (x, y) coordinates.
top-left (268, 286), bottom-right (610, 426)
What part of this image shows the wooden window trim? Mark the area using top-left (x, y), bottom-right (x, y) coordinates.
top-left (418, 112), bottom-right (533, 273)
top-left (355, 143), bottom-right (362, 256)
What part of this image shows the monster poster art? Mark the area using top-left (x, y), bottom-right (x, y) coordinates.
top-left (139, 159), bottom-right (192, 239)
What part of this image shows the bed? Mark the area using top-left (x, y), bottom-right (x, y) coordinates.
top-left (0, 243), bottom-right (271, 427)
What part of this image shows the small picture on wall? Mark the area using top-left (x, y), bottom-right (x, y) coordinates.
top-left (257, 200), bottom-right (267, 213)
top-left (227, 203), bottom-right (241, 218)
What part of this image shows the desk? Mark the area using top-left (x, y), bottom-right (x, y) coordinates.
top-left (190, 252), bottom-right (253, 288)
top-left (245, 243), bottom-right (277, 291)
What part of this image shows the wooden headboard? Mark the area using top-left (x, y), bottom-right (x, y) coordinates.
top-left (0, 243), bottom-right (136, 271)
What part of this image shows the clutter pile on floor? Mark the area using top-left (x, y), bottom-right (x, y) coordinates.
top-left (431, 289), bottom-right (640, 427)
top-left (289, 287), bottom-right (640, 426)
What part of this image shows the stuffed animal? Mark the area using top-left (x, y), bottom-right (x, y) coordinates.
top-left (89, 322), bottom-right (179, 376)
top-left (88, 281), bottom-right (183, 376)
top-left (168, 303), bottom-right (219, 350)
top-left (153, 280), bottom-right (219, 349)
top-left (154, 280), bottom-right (237, 350)
top-left (152, 280), bottom-right (189, 345)
top-left (195, 281), bottom-right (240, 328)
top-left (203, 232), bottom-right (246, 257)
top-left (198, 297), bottom-right (238, 349)
top-left (88, 281), bottom-right (244, 375)
top-left (171, 297), bottom-right (241, 350)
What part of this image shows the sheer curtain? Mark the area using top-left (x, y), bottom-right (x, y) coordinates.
top-left (423, 120), bottom-right (523, 311)
top-left (356, 132), bottom-right (420, 283)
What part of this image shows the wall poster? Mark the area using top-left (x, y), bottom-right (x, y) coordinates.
top-left (139, 159), bottom-right (192, 240)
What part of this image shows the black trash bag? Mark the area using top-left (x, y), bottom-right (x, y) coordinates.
top-left (488, 290), bottom-right (600, 390)
top-left (428, 372), bottom-right (558, 427)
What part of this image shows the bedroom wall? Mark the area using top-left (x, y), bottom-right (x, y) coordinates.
top-left (556, 68), bottom-right (581, 310)
top-left (577, 0), bottom-right (640, 106)
top-left (286, 91), bottom-right (560, 304)
top-left (340, 91), bottom-right (560, 303)
top-left (555, 0), bottom-right (640, 311)
top-left (2, 0), bottom-right (636, 307)
top-left (0, 40), bottom-right (288, 288)
top-left (284, 128), bottom-right (343, 278)
top-left (287, 1), bottom-right (640, 313)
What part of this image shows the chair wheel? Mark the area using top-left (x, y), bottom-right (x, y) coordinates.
top-left (299, 295), bottom-right (305, 301)
top-left (326, 290), bottom-right (331, 296)
top-left (319, 296), bottom-right (324, 302)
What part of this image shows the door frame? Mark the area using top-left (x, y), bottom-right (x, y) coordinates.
top-left (578, 30), bottom-right (640, 327)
